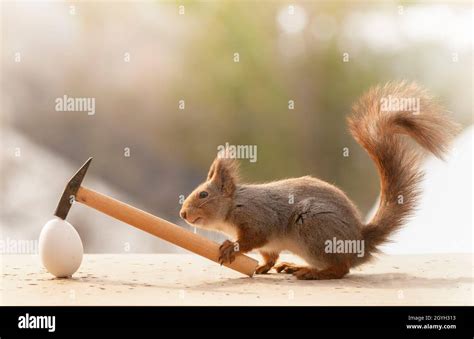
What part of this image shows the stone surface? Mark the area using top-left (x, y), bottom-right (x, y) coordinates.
top-left (1, 253), bottom-right (472, 306)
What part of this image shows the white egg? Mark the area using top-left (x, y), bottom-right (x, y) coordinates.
top-left (39, 217), bottom-right (83, 278)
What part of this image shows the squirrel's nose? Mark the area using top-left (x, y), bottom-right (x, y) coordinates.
top-left (180, 210), bottom-right (187, 220)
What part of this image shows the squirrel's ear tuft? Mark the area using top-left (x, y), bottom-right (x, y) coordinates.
top-left (207, 157), bottom-right (239, 196)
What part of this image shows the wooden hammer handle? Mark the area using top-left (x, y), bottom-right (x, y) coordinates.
top-left (76, 186), bottom-right (258, 277)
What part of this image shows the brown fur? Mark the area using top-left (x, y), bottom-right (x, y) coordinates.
top-left (180, 82), bottom-right (459, 280)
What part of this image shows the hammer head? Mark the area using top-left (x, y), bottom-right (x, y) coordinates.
top-left (54, 157), bottom-right (93, 219)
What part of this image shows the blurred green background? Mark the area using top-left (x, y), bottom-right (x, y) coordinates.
top-left (1, 1), bottom-right (472, 252)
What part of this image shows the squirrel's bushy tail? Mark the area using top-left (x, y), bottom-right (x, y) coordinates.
top-left (348, 82), bottom-right (459, 264)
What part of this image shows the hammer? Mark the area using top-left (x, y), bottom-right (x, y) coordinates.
top-left (54, 158), bottom-right (258, 277)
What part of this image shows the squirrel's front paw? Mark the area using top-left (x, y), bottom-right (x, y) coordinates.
top-left (218, 240), bottom-right (237, 265)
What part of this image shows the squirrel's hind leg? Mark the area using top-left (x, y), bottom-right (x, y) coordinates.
top-left (274, 262), bottom-right (306, 274)
top-left (288, 197), bottom-right (358, 280)
top-left (275, 262), bottom-right (349, 279)
top-left (256, 251), bottom-right (279, 274)
top-left (292, 263), bottom-right (349, 280)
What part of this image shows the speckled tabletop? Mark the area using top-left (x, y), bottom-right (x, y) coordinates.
top-left (1, 253), bottom-right (472, 306)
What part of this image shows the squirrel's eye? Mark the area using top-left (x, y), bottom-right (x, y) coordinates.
top-left (199, 191), bottom-right (209, 199)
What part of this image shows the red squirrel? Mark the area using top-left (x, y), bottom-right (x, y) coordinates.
top-left (179, 82), bottom-right (459, 280)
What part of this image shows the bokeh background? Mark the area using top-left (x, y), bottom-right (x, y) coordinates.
top-left (1, 1), bottom-right (472, 253)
